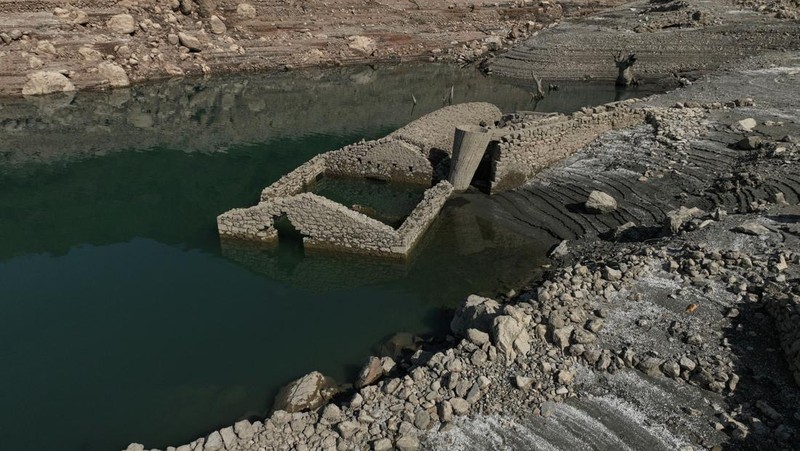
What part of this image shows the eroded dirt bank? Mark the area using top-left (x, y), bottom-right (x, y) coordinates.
top-left (0, 0), bottom-right (616, 96)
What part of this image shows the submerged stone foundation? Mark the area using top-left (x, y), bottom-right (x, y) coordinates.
top-left (218, 99), bottom-right (647, 258)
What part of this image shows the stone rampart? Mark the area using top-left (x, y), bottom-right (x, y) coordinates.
top-left (491, 99), bottom-right (645, 192)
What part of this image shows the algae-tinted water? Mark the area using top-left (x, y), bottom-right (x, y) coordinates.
top-left (0, 64), bottom-right (648, 451)
top-left (309, 177), bottom-right (426, 227)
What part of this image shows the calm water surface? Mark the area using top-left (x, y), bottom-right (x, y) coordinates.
top-left (0, 64), bottom-right (649, 451)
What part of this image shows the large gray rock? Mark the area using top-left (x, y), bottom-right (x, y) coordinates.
top-left (107, 14), bottom-right (136, 34)
top-left (273, 371), bottom-right (336, 413)
top-left (97, 62), bottom-right (130, 88)
top-left (585, 190), bottom-right (617, 213)
top-left (450, 294), bottom-right (502, 336)
top-left (491, 315), bottom-right (531, 362)
top-left (21, 71), bottom-right (75, 96)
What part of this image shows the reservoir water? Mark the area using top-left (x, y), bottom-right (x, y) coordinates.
top-left (0, 64), bottom-right (648, 451)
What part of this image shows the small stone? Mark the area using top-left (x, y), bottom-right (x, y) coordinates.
top-left (450, 397), bottom-right (470, 415)
top-left (514, 375), bottom-right (533, 389)
top-left (372, 438), bottom-right (393, 451)
top-left (466, 328), bottom-right (490, 346)
top-left (395, 435), bottom-right (420, 451)
top-left (178, 32), bottom-right (202, 51)
top-left (336, 421), bottom-right (360, 440)
top-left (321, 404), bottom-right (342, 423)
top-left (413, 410), bottom-right (431, 429)
top-left (557, 370), bottom-right (574, 385)
top-left (210, 15), bottom-right (227, 34)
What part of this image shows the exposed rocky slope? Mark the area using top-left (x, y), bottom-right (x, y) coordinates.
top-left (490, 0), bottom-right (800, 82)
top-left (0, 0), bottom-right (606, 96)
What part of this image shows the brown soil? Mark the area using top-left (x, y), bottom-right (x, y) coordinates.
top-left (0, 0), bottom-right (619, 96)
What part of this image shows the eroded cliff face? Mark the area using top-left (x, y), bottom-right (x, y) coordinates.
top-left (0, 0), bottom-right (603, 96)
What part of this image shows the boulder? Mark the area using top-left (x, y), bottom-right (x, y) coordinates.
top-left (355, 356), bottom-right (383, 388)
top-left (237, 3), bottom-right (257, 18)
top-left (348, 35), bottom-right (376, 56)
top-left (396, 435), bottom-right (420, 451)
top-left (663, 206), bottom-right (704, 235)
top-left (78, 46), bottom-right (103, 61)
top-left (736, 118), bottom-right (757, 131)
top-left (107, 14), bottom-right (136, 34)
top-left (466, 328), bottom-right (490, 346)
top-left (584, 190), bottom-right (617, 213)
top-left (178, 32), bottom-right (202, 51)
top-left (273, 371), bottom-right (337, 413)
top-left (491, 315), bottom-right (531, 362)
top-left (204, 431), bottom-right (224, 451)
top-left (97, 62), bottom-right (129, 87)
top-left (179, 0), bottom-right (193, 15)
top-left (233, 420), bottom-right (254, 439)
top-left (210, 15), bottom-right (226, 34)
top-left (196, 0), bottom-right (217, 17)
top-left (21, 71), bottom-right (75, 96)
top-left (450, 295), bottom-right (501, 336)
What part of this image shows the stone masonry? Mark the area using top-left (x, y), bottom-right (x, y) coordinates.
top-left (218, 103), bottom-right (500, 258)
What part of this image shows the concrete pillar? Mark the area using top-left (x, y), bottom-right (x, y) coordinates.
top-left (448, 125), bottom-right (492, 191)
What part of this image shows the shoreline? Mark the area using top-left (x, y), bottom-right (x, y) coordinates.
top-left (127, 49), bottom-right (800, 450)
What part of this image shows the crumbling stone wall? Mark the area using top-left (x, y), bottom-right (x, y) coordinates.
top-left (325, 138), bottom-right (433, 185)
top-left (261, 155), bottom-right (327, 201)
top-left (390, 102), bottom-right (503, 157)
top-left (218, 182), bottom-right (453, 258)
top-left (491, 99), bottom-right (645, 193)
top-left (219, 102), bottom-right (499, 258)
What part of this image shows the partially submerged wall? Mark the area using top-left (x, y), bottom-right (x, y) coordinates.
top-left (325, 138), bottom-right (433, 185)
top-left (390, 102), bottom-right (503, 157)
top-left (491, 99), bottom-right (645, 192)
top-left (219, 102), bottom-right (499, 259)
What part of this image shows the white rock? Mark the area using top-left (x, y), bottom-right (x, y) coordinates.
top-left (107, 14), bottom-right (136, 34)
top-left (585, 190), bottom-right (617, 213)
top-left (348, 35), bottom-right (376, 56)
top-left (737, 118), bottom-right (757, 131)
top-left (97, 62), bottom-right (130, 87)
top-left (178, 32), bottom-right (202, 51)
top-left (491, 315), bottom-right (530, 362)
top-left (273, 371), bottom-right (335, 413)
top-left (22, 71), bottom-right (75, 96)
top-left (237, 3), bottom-right (257, 18)
top-left (210, 15), bottom-right (226, 34)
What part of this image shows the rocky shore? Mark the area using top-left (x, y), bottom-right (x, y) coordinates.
top-left (0, 0), bottom-right (600, 96)
top-left (125, 37), bottom-right (800, 451)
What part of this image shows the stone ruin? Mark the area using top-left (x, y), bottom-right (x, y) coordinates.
top-left (217, 98), bottom-right (647, 258)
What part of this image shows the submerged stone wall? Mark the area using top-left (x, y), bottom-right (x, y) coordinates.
top-left (218, 102), bottom-right (499, 258)
top-left (491, 99), bottom-right (645, 192)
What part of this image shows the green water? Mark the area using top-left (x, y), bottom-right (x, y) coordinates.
top-left (0, 64), bottom-right (648, 451)
top-left (309, 177), bottom-right (426, 227)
